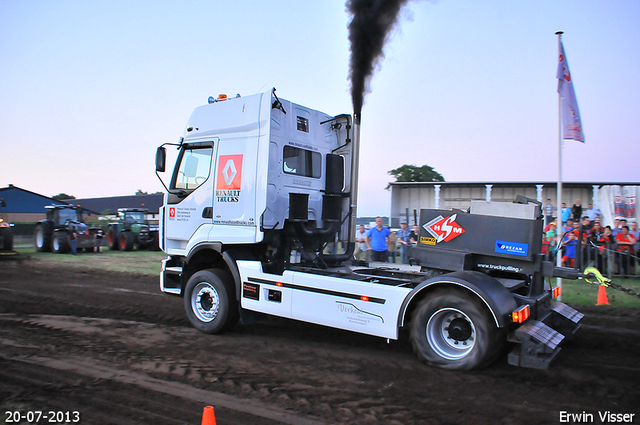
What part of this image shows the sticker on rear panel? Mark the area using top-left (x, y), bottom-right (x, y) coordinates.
top-left (423, 214), bottom-right (465, 243)
top-left (495, 240), bottom-right (529, 257)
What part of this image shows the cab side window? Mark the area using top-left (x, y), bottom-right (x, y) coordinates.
top-left (172, 147), bottom-right (213, 190)
top-left (283, 146), bottom-right (321, 178)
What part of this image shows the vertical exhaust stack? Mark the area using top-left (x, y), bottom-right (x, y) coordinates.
top-left (348, 112), bottom-right (361, 246)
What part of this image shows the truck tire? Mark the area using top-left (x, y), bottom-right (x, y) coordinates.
top-left (52, 232), bottom-right (71, 253)
top-left (410, 287), bottom-right (504, 370)
top-left (35, 224), bottom-right (52, 252)
top-left (107, 227), bottom-right (119, 250)
top-left (184, 269), bottom-right (239, 334)
top-left (119, 231), bottom-right (134, 251)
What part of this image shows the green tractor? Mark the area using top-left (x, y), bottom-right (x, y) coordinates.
top-left (106, 208), bottom-right (159, 251)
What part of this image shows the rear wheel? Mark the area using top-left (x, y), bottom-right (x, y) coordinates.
top-left (184, 269), bottom-right (239, 334)
top-left (107, 227), bottom-right (119, 250)
top-left (410, 288), bottom-right (504, 370)
top-left (35, 224), bottom-right (52, 252)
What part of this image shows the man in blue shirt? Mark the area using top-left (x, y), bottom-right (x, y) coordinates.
top-left (366, 216), bottom-right (390, 262)
top-left (560, 203), bottom-right (571, 228)
top-left (585, 203), bottom-right (601, 221)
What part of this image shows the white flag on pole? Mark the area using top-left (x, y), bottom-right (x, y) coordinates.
top-left (557, 41), bottom-right (585, 143)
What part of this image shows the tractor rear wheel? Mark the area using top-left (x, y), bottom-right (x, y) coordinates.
top-left (107, 227), bottom-right (119, 250)
top-left (35, 224), bottom-right (52, 252)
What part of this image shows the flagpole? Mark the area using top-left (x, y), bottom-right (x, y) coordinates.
top-left (556, 30), bottom-right (564, 299)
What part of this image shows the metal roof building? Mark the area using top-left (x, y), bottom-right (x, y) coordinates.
top-left (389, 181), bottom-right (640, 227)
top-left (0, 185), bottom-right (98, 223)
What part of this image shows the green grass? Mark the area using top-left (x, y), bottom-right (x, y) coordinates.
top-left (554, 277), bottom-right (640, 309)
top-left (14, 247), bottom-right (166, 276)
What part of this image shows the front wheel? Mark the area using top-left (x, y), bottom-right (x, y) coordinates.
top-left (119, 231), bottom-right (134, 251)
top-left (184, 269), bottom-right (239, 334)
top-left (52, 232), bottom-right (71, 253)
top-left (410, 288), bottom-right (504, 370)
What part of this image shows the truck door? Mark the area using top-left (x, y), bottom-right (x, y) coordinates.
top-left (165, 141), bottom-right (217, 244)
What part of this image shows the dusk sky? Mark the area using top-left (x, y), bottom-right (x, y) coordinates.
top-left (1, 0), bottom-right (639, 216)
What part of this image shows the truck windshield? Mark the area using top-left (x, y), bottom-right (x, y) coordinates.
top-left (171, 146), bottom-right (213, 190)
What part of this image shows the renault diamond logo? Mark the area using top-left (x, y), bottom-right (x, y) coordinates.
top-left (222, 159), bottom-right (237, 186)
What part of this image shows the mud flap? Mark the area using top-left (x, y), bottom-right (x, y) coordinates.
top-left (507, 321), bottom-right (564, 369)
top-left (545, 302), bottom-right (584, 341)
top-left (507, 302), bottom-right (583, 369)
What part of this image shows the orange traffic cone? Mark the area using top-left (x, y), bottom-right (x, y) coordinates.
top-left (201, 406), bottom-right (216, 425)
top-left (596, 285), bottom-right (609, 305)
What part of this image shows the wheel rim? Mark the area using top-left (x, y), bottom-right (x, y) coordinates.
top-left (191, 282), bottom-right (220, 323)
top-left (36, 229), bottom-right (43, 247)
top-left (52, 236), bottom-right (59, 251)
top-left (426, 307), bottom-right (476, 360)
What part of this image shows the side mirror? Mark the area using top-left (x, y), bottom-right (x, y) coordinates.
top-left (156, 147), bottom-right (166, 172)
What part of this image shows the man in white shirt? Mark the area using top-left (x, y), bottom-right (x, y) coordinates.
top-left (354, 224), bottom-right (370, 262)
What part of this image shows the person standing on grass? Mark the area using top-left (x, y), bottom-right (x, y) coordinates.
top-left (585, 203), bottom-right (601, 221)
top-left (69, 223), bottom-right (77, 255)
top-left (615, 225), bottom-right (636, 276)
top-left (396, 222), bottom-right (411, 264)
top-left (630, 221), bottom-right (640, 254)
top-left (561, 231), bottom-right (577, 268)
top-left (387, 231), bottom-right (398, 263)
top-left (572, 199), bottom-right (583, 222)
top-left (560, 203), bottom-right (571, 229)
top-left (544, 199), bottom-right (555, 228)
top-left (354, 224), bottom-right (370, 262)
top-left (366, 216), bottom-right (390, 263)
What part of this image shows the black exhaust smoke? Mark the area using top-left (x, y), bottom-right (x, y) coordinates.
top-left (347, 0), bottom-right (409, 117)
top-left (319, 0), bottom-right (408, 264)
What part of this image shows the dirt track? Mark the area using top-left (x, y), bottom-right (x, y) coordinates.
top-left (1, 257), bottom-right (639, 425)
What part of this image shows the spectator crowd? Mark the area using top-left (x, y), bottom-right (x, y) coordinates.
top-left (542, 199), bottom-right (638, 276)
top-left (354, 217), bottom-right (420, 265)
